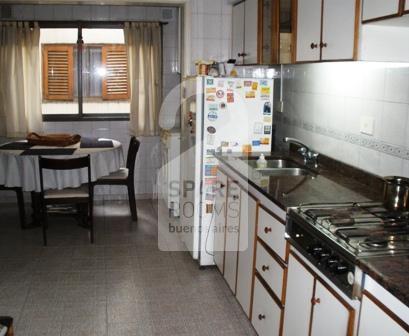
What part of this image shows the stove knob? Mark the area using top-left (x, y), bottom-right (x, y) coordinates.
top-left (334, 263), bottom-right (348, 274)
top-left (319, 250), bottom-right (331, 260)
top-left (308, 245), bottom-right (323, 256)
top-left (326, 257), bottom-right (339, 270)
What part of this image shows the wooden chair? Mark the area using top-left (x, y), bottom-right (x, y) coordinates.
top-left (0, 185), bottom-right (26, 229)
top-left (92, 137), bottom-right (140, 221)
top-left (39, 155), bottom-right (93, 246)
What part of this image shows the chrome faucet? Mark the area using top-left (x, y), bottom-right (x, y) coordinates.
top-left (283, 137), bottom-right (319, 167)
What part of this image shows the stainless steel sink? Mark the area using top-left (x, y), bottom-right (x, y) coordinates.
top-left (254, 167), bottom-right (312, 176)
top-left (245, 158), bottom-right (301, 169)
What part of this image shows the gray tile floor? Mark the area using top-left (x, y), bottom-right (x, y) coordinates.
top-left (0, 200), bottom-right (256, 336)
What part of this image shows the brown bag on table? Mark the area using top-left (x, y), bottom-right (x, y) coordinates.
top-left (26, 132), bottom-right (81, 147)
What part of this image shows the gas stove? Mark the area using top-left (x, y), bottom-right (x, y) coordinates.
top-left (286, 202), bottom-right (409, 299)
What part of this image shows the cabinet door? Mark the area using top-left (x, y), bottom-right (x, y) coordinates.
top-left (405, 0), bottom-right (409, 12)
top-left (321, 0), bottom-right (357, 60)
top-left (362, 0), bottom-right (401, 22)
top-left (283, 253), bottom-right (315, 336)
top-left (236, 191), bottom-right (257, 317)
top-left (311, 280), bottom-right (353, 336)
top-left (358, 293), bottom-right (408, 336)
top-left (244, 0), bottom-right (259, 63)
top-left (295, 0), bottom-right (322, 62)
top-left (224, 181), bottom-right (241, 293)
top-left (213, 170), bottom-right (228, 273)
top-left (232, 1), bottom-right (245, 64)
top-left (251, 277), bottom-right (282, 336)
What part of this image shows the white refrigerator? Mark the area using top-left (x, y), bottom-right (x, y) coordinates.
top-left (180, 76), bottom-right (274, 266)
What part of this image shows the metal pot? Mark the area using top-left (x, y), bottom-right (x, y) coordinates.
top-left (383, 176), bottom-right (409, 212)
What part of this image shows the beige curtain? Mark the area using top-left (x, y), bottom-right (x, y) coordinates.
top-left (0, 22), bottom-right (42, 138)
top-left (125, 22), bottom-right (162, 136)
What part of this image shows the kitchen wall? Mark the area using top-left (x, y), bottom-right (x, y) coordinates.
top-left (275, 61), bottom-right (409, 178)
top-left (0, 4), bottom-right (181, 201)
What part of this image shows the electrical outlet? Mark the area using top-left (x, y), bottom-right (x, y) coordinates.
top-left (360, 116), bottom-right (375, 136)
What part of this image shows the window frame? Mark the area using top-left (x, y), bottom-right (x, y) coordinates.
top-left (40, 21), bottom-right (130, 122)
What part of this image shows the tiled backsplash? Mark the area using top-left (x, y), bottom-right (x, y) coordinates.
top-left (275, 61), bottom-right (409, 178)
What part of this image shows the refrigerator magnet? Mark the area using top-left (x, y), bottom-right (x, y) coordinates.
top-left (208, 103), bottom-right (218, 111)
top-left (253, 122), bottom-right (263, 134)
top-left (263, 116), bottom-right (272, 123)
top-left (206, 95), bottom-right (216, 102)
top-left (260, 79), bottom-right (268, 87)
top-left (244, 80), bottom-right (252, 87)
top-left (246, 91), bottom-right (256, 99)
top-left (263, 102), bottom-right (272, 114)
top-left (216, 90), bottom-right (224, 98)
top-left (206, 87), bottom-right (216, 94)
top-left (207, 78), bottom-right (214, 85)
top-left (208, 111), bottom-right (218, 121)
top-left (260, 137), bottom-right (270, 145)
top-left (227, 80), bottom-right (235, 89)
top-left (261, 87), bottom-right (270, 95)
top-left (264, 125), bottom-right (272, 134)
top-left (227, 92), bottom-right (234, 103)
top-left (260, 94), bottom-right (270, 101)
top-left (221, 141), bottom-right (229, 147)
top-left (252, 140), bottom-right (261, 146)
top-left (252, 82), bottom-right (258, 90)
top-left (207, 126), bottom-right (216, 134)
top-left (219, 102), bottom-right (227, 109)
top-left (206, 204), bottom-right (213, 214)
top-left (236, 81), bottom-right (243, 89)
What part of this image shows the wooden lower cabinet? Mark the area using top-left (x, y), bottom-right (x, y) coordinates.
top-left (251, 276), bottom-right (282, 336)
top-left (358, 292), bottom-right (409, 336)
top-left (236, 190), bottom-right (257, 317)
top-left (213, 170), bottom-right (228, 273)
top-left (283, 252), bottom-right (355, 336)
top-left (223, 180), bottom-right (241, 293)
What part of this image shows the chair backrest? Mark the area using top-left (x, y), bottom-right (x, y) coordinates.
top-left (126, 137), bottom-right (140, 178)
top-left (39, 155), bottom-right (91, 194)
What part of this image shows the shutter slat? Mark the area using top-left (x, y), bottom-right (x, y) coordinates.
top-left (102, 45), bottom-right (129, 100)
top-left (42, 45), bottom-right (74, 101)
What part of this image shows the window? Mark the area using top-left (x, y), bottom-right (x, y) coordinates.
top-left (40, 27), bottom-right (130, 120)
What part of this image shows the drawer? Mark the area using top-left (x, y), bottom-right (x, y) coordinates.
top-left (257, 206), bottom-right (286, 261)
top-left (251, 277), bottom-right (282, 336)
top-left (255, 241), bottom-right (285, 301)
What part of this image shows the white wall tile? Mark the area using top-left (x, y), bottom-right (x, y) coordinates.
top-left (379, 102), bottom-right (408, 146)
top-left (358, 147), bottom-right (380, 175)
top-left (384, 67), bottom-right (409, 104)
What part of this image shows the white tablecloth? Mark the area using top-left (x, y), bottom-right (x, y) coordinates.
top-left (0, 139), bottom-right (124, 192)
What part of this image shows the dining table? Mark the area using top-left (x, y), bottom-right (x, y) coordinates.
top-left (0, 137), bottom-right (124, 227)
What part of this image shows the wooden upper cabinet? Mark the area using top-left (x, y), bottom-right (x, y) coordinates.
top-left (101, 45), bottom-right (129, 100)
top-left (232, 1), bottom-right (245, 64)
top-left (42, 45), bottom-right (74, 101)
top-left (294, 0), bottom-right (322, 62)
top-left (404, 0), bottom-right (409, 13)
top-left (294, 0), bottom-right (359, 62)
top-left (362, 0), bottom-right (401, 23)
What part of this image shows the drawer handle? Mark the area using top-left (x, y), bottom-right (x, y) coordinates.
top-left (264, 227), bottom-right (272, 234)
top-left (232, 195), bottom-right (239, 200)
top-left (310, 42), bottom-right (318, 49)
top-left (311, 298), bottom-right (321, 305)
top-left (258, 314), bottom-right (266, 320)
top-left (262, 265), bottom-right (269, 272)
top-left (320, 42), bottom-right (328, 48)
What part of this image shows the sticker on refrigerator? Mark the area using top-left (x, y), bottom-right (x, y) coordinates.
top-left (227, 92), bottom-right (234, 103)
top-left (260, 137), bottom-right (270, 145)
top-left (206, 204), bottom-right (213, 214)
top-left (216, 90), bottom-right (224, 98)
top-left (244, 80), bottom-right (252, 87)
top-left (207, 126), bottom-right (216, 134)
top-left (206, 149), bottom-right (215, 155)
top-left (236, 81), bottom-right (243, 89)
top-left (246, 91), bottom-right (256, 99)
top-left (219, 102), bottom-right (227, 109)
top-left (205, 165), bottom-right (218, 176)
top-left (264, 125), bottom-right (272, 135)
top-left (263, 116), bottom-right (272, 123)
top-left (252, 140), bottom-right (261, 146)
top-left (206, 87), bottom-right (216, 94)
top-left (253, 122), bottom-right (263, 134)
top-left (221, 141), bottom-right (229, 147)
top-left (208, 111), bottom-right (218, 121)
top-left (251, 82), bottom-right (258, 90)
top-left (230, 141), bottom-right (239, 147)
top-left (260, 94), bottom-right (270, 101)
top-left (207, 78), bottom-right (214, 85)
top-left (206, 95), bottom-right (216, 102)
top-left (207, 135), bottom-right (215, 145)
top-left (227, 81), bottom-right (235, 89)
top-left (260, 80), bottom-right (268, 87)
top-left (208, 103), bottom-right (218, 111)
top-left (263, 102), bottom-right (272, 115)
top-left (261, 87), bottom-right (270, 95)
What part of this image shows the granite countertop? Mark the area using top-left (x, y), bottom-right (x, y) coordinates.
top-left (357, 256), bottom-right (409, 307)
top-left (215, 150), bottom-right (408, 307)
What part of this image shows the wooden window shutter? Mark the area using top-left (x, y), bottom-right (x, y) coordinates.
top-left (102, 45), bottom-right (130, 100)
top-left (42, 45), bottom-right (74, 101)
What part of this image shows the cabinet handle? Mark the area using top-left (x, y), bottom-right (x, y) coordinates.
top-left (311, 298), bottom-right (321, 305)
top-left (219, 183), bottom-right (225, 189)
top-left (264, 227), bottom-right (272, 234)
top-left (310, 43), bottom-right (318, 49)
top-left (320, 42), bottom-right (328, 48)
top-left (232, 195), bottom-right (239, 200)
top-left (258, 314), bottom-right (266, 320)
top-left (262, 265), bottom-right (269, 272)
top-left (238, 52), bottom-right (248, 57)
